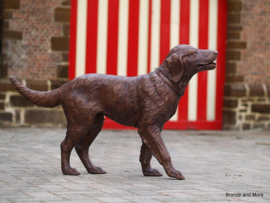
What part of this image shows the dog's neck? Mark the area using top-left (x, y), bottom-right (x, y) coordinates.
top-left (156, 69), bottom-right (182, 96)
top-left (157, 67), bottom-right (190, 97)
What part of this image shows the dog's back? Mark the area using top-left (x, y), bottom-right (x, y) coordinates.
top-left (59, 73), bottom-right (144, 127)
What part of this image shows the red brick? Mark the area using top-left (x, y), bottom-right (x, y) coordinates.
top-left (62, 53), bottom-right (69, 62)
top-left (2, 53), bottom-right (10, 61)
top-left (2, 40), bottom-right (9, 50)
top-left (63, 24), bottom-right (70, 36)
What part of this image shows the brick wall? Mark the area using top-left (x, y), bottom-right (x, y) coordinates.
top-left (0, 0), bottom-right (70, 126)
top-left (224, 0), bottom-right (270, 130)
top-left (1, 0), bottom-right (70, 79)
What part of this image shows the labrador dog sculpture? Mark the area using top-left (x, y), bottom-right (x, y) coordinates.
top-left (10, 44), bottom-right (217, 180)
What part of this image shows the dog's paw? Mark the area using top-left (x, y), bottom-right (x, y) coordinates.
top-left (143, 168), bottom-right (163, 176)
top-left (167, 169), bottom-right (185, 180)
top-left (87, 166), bottom-right (106, 174)
top-left (62, 167), bottom-right (81, 175)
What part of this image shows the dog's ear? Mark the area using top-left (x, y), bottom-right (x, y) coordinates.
top-left (166, 53), bottom-right (184, 83)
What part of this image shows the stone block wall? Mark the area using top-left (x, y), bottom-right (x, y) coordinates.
top-left (0, 79), bottom-right (66, 127)
top-left (223, 84), bottom-right (270, 130)
top-left (224, 0), bottom-right (270, 130)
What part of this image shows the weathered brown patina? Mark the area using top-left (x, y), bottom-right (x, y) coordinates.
top-left (10, 44), bottom-right (217, 180)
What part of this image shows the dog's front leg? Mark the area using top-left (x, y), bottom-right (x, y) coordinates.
top-left (138, 125), bottom-right (185, 180)
top-left (140, 142), bottom-right (163, 176)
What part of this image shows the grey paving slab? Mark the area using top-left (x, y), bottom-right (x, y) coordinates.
top-left (0, 127), bottom-right (269, 202)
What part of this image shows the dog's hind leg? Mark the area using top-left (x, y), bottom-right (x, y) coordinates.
top-left (61, 124), bottom-right (91, 175)
top-left (138, 125), bottom-right (185, 180)
top-left (75, 114), bottom-right (106, 174)
top-left (140, 143), bottom-right (163, 176)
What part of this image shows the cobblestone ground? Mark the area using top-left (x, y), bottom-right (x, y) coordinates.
top-left (0, 128), bottom-right (269, 203)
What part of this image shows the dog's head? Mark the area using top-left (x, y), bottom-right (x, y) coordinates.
top-left (160, 44), bottom-right (218, 83)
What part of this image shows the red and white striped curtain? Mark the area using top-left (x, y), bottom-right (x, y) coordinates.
top-left (69, 0), bottom-right (227, 130)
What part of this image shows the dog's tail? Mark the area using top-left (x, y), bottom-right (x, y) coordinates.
top-left (9, 77), bottom-right (62, 108)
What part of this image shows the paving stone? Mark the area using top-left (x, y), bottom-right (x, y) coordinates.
top-left (0, 128), bottom-right (269, 202)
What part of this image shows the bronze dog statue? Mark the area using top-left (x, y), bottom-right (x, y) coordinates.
top-left (10, 44), bottom-right (217, 180)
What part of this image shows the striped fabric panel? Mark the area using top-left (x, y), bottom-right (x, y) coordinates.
top-left (69, 0), bottom-right (227, 130)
